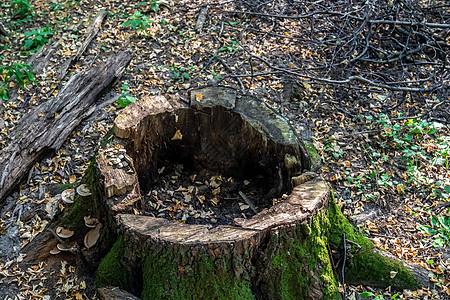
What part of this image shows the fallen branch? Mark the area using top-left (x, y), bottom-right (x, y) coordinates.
top-left (239, 43), bottom-right (442, 92)
top-left (0, 49), bottom-right (133, 202)
top-left (239, 191), bottom-right (258, 214)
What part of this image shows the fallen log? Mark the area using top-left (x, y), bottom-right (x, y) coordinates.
top-left (0, 49), bottom-right (132, 203)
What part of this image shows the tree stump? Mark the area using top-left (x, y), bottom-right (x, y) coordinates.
top-left (90, 87), bottom-right (429, 299)
top-left (19, 86), bottom-right (430, 299)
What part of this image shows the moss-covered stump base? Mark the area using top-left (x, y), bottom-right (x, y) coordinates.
top-left (97, 176), bottom-right (334, 299)
top-left (97, 181), bottom-right (430, 300)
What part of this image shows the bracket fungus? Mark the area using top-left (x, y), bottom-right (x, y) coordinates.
top-left (56, 241), bottom-right (77, 252)
top-left (56, 226), bottom-right (74, 239)
top-left (61, 189), bottom-right (75, 204)
top-left (77, 184), bottom-right (92, 197)
top-left (84, 215), bottom-right (99, 228)
top-left (84, 223), bottom-right (102, 249)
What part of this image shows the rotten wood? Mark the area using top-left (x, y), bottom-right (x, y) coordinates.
top-left (0, 49), bottom-right (132, 203)
top-left (57, 9), bottom-right (108, 80)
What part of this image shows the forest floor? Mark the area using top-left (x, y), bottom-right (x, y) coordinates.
top-left (0, 0), bottom-right (449, 299)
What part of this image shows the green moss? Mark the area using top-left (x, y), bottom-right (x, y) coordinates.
top-left (263, 193), bottom-right (419, 299)
top-left (96, 191), bottom-right (419, 299)
top-left (54, 182), bottom-right (76, 193)
top-left (141, 246), bottom-right (253, 300)
top-left (264, 210), bottom-right (340, 300)
top-left (327, 198), bottom-right (418, 289)
top-left (304, 142), bottom-right (321, 170)
top-left (95, 236), bottom-right (127, 288)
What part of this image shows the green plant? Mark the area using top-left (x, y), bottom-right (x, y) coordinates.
top-left (419, 215), bottom-right (450, 247)
top-left (432, 136), bottom-right (450, 170)
top-left (49, 2), bottom-right (64, 11)
top-left (122, 11), bottom-right (153, 30)
top-left (377, 173), bottom-right (393, 188)
top-left (324, 139), bottom-right (344, 159)
top-left (0, 62), bottom-right (36, 100)
top-left (170, 65), bottom-right (192, 82)
top-left (359, 292), bottom-right (399, 299)
top-left (23, 26), bottom-right (53, 51)
top-left (4, 0), bottom-right (32, 18)
top-left (219, 41), bottom-right (238, 53)
top-left (137, 0), bottom-right (167, 13)
top-left (347, 174), bottom-right (363, 189)
top-left (117, 84), bottom-right (136, 108)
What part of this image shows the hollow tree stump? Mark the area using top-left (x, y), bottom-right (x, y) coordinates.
top-left (91, 87), bottom-right (429, 299)
top-left (21, 87), bottom-right (429, 299)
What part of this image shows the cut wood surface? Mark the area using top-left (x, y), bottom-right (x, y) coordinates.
top-left (0, 50), bottom-right (132, 202)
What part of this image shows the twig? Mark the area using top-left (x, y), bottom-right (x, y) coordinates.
top-left (391, 100), bottom-right (449, 120)
top-left (222, 10), bottom-right (364, 20)
top-left (217, 57), bottom-right (246, 92)
top-left (239, 191), bottom-right (258, 214)
top-left (239, 43), bottom-right (441, 92)
top-left (368, 20), bottom-right (450, 29)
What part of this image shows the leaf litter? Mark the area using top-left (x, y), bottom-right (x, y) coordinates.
top-left (0, 0), bottom-right (449, 298)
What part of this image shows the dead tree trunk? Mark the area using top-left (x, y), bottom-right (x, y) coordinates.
top-left (0, 49), bottom-right (132, 202)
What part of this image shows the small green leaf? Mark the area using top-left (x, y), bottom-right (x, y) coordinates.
top-left (419, 225), bottom-right (437, 236)
top-left (359, 292), bottom-right (375, 298)
top-left (433, 237), bottom-right (446, 247)
top-left (24, 39), bottom-right (34, 50)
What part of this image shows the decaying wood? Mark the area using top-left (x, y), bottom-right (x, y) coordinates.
top-left (98, 287), bottom-right (140, 300)
top-left (57, 9), bottom-right (108, 80)
top-left (0, 49), bottom-right (132, 202)
top-left (97, 153), bottom-right (138, 198)
top-left (112, 95), bottom-right (174, 139)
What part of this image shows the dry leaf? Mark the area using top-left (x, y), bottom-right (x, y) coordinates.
top-left (171, 130), bottom-right (183, 140)
top-left (69, 175), bottom-right (77, 184)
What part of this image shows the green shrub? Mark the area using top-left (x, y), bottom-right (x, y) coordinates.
top-left (0, 62), bottom-right (36, 100)
top-left (4, 0), bottom-right (32, 18)
top-left (23, 26), bottom-right (53, 51)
